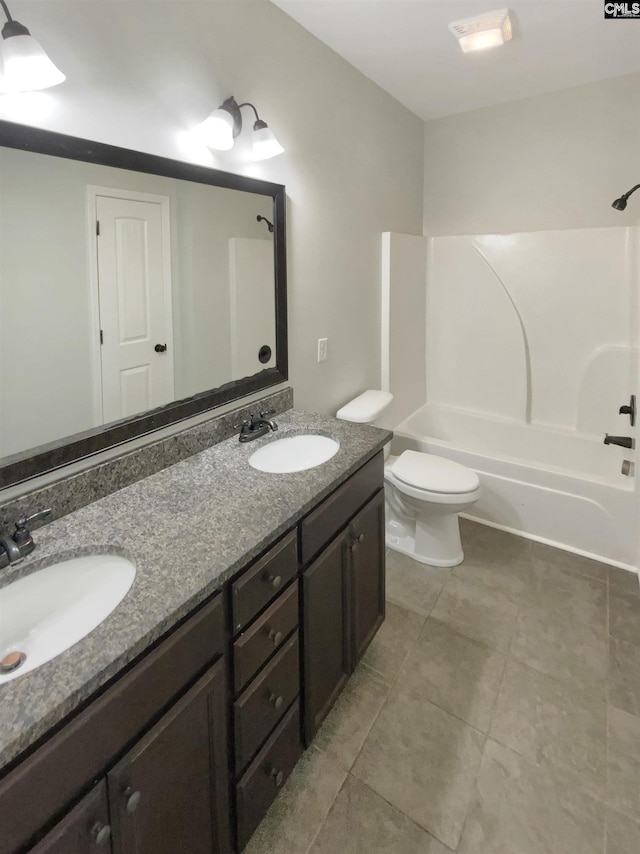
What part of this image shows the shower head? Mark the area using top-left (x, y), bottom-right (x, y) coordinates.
top-left (612, 184), bottom-right (640, 211)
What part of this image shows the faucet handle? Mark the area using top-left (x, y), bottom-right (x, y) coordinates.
top-left (619, 394), bottom-right (636, 426)
top-left (14, 509), bottom-right (52, 548)
top-left (260, 409), bottom-right (275, 418)
top-left (15, 508), bottom-right (52, 532)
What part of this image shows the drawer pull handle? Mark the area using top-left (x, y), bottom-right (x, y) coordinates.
top-left (269, 693), bottom-right (284, 709)
top-left (263, 572), bottom-right (282, 589)
top-left (270, 768), bottom-right (284, 787)
top-left (124, 788), bottom-right (141, 813)
top-left (268, 628), bottom-right (283, 645)
top-left (91, 822), bottom-right (112, 847)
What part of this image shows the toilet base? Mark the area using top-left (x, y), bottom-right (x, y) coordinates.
top-left (385, 505), bottom-right (466, 567)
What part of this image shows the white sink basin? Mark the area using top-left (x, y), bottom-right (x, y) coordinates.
top-left (0, 554), bottom-right (136, 683)
top-left (249, 434), bottom-right (340, 473)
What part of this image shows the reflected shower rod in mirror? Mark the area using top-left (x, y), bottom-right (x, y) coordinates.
top-left (0, 0), bottom-right (65, 92)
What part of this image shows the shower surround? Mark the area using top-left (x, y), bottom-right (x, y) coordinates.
top-left (383, 227), bottom-right (639, 568)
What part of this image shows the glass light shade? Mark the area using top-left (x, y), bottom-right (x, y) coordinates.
top-left (252, 125), bottom-right (284, 161)
top-left (458, 29), bottom-right (504, 53)
top-left (196, 108), bottom-right (235, 150)
top-left (0, 35), bottom-right (65, 92)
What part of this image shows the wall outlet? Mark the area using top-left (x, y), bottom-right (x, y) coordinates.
top-left (317, 337), bottom-right (328, 362)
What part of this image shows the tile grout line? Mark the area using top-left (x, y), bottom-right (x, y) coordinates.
top-left (303, 771), bottom-right (352, 854)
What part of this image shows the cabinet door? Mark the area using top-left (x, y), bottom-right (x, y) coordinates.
top-left (107, 658), bottom-right (231, 854)
top-left (29, 781), bottom-right (112, 854)
top-left (349, 489), bottom-right (386, 664)
top-left (302, 528), bottom-right (351, 746)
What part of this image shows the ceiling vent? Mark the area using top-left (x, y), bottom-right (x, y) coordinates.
top-left (448, 8), bottom-right (513, 53)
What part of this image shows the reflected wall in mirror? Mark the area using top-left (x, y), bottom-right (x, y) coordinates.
top-left (0, 121), bottom-right (287, 487)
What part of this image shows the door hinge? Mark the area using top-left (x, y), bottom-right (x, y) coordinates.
top-left (96, 220), bottom-right (100, 236)
top-left (100, 329), bottom-right (103, 344)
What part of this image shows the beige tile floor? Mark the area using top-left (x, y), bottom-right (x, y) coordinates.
top-left (245, 520), bottom-right (640, 854)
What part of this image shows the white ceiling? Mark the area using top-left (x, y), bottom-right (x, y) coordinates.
top-left (271, 0), bottom-right (640, 120)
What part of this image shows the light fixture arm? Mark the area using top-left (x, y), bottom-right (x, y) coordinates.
top-left (0, 0), bottom-right (30, 38)
top-left (237, 101), bottom-right (267, 130)
top-left (220, 96), bottom-right (270, 138)
top-left (612, 184), bottom-right (640, 211)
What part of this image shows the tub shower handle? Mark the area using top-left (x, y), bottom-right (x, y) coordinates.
top-left (604, 434), bottom-right (634, 449)
top-left (619, 395), bottom-right (636, 426)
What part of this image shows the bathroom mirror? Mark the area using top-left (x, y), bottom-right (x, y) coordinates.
top-left (0, 120), bottom-right (287, 488)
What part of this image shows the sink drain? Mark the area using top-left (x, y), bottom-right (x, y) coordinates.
top-left (0, 651), bottom-right (27, 674)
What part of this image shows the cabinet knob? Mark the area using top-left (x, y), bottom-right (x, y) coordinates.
top-left (268, 628), bottom-right (283, 646)
top-left (263, 572), bottom-right (282, 589)
top-left (349, 532), bottom-right (365, 551)
top-left (269, 693), bottom-right (284, 709)
top-left (124, 787), bottom-right (141, 813)
top-left (270, 767), bottom-right (284, 787)
top-left (91, 822), bottom-right (112, 847)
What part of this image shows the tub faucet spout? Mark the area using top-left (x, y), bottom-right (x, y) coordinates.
top-left (603, 434), bottom-right (634, 449)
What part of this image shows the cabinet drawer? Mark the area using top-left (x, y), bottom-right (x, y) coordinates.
top-left (300, 452), bottom-right (383, 565)
top-left (234, 632), bottom-right (299, 773)
top-left (235, 700), bottom-right (302, 852)
top-left (0, 593), bottom-right (225, 854)
top-left (233, 581), bottom-right (299, 694)
top-left (232, 530), bottom-right (298, 634)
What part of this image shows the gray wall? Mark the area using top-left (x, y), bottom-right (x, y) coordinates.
top-left (423, 72), bottom-right (640, 235)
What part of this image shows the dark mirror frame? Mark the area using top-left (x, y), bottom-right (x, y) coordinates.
top-left (0, 119), bottom-right (287, 489)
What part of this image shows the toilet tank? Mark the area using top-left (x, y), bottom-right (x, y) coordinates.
top-left (336, 390), bottom-right (393, 424)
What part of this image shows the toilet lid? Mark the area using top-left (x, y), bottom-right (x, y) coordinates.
top-left (390, 450), bottom-right (480, 494)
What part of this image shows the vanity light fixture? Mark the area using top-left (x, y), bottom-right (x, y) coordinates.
top-left (448, 8), bottom-right (513, 53)
top-left (0, 0), bottom-right (65, 92)
top-left (612, 184), bottom-right (640, 211)
top-left (196, 96), bottom-right (284, 161)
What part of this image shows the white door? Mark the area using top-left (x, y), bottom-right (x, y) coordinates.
top-left (229, 238), bottom-right (276, 379)
top-left (95, 193), bottom-right (174, 424)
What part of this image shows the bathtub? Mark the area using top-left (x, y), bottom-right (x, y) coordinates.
top-left (392, 404), bottom-right (638, 570)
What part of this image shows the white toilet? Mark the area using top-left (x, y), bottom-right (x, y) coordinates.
top-left (337, 391), bottom-right (480, 567)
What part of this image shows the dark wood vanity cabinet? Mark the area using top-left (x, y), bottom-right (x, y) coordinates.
top-left (301, 455), bottom-right (386, 745)
top-left (0, 595), bottom-right (230, 854)
top-left (349, 490), bottom-right (386, 663)
top-left (107, 659), bottom-right (229, 854)
top-left (30, 662), bottom-right (230, 854)
top-left (1, 450), bottom-right (386, 854)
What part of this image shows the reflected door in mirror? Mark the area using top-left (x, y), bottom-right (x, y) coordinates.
top-left (96, 191), bottom-right (174, 423)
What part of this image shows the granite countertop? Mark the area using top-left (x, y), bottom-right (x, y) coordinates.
top-left (0, 410), bottom-right (391, 769)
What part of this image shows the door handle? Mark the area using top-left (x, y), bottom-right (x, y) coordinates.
top-left (154, 343), bottom-right (167, 353)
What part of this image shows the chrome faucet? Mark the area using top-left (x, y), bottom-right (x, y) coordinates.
top-left (238, 411), bottom-right (279, 443)
top-left (0, 509), bottom-right (52, 569)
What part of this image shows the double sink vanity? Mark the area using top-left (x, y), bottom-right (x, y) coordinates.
top-left (0, 404), bottom-right (391, 854)
top-left (0, 117), bottom-right (389, 854)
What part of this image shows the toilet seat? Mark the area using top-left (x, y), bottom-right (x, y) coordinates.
top-left (385, 451), bottom-right (480, 504)
top-left (391, 450), bottom-right (480, 493)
